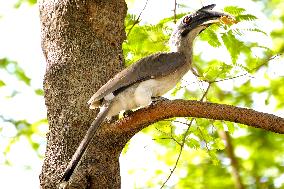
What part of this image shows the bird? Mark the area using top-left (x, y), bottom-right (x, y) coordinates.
top-left (60, 4), bottom-right (234, 182)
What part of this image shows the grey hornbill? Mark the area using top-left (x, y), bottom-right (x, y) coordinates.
top-left (61, 4), bottom-right (235, 182)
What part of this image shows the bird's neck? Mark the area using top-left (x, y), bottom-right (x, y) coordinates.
top-left (170, 35), bottom-right (194, 68)
top-left (170, 28), bottom-right (202, 67)
top-left (177, 37), bottom-right (194, 63)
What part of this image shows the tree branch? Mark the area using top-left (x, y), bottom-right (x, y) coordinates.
top-left (103, 100), bottom-right (284, 140)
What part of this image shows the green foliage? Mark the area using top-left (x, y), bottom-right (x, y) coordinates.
top-left (235, 14), bottom-right (257, 22)
top-left (14, 0), bottom-right (37, 8)
top-left (223, 6), bottom-right (246, 16)
top-left (0, 56), bottom-right (45, 166)
top-left (0, 116), bottom-right (47, 160)
top-left (122, 3), bottom-right (284, 189)
top-left (232, 28), bottom-right (267, 36)
top-left (35, 88), bottom-right (44, 96)
top-left (224, 6), bottom-right (257, 22)
top-left (197, 8), bottom-right (269, 87)
top-left (221, 30), bottom-right (250, 64)
top-left (0, 80), bottom-right (5, 87)
top-left (199, 26), bottom-right (222, 47)
top-left (0, 58), bottom-right (31, 85)
top-left (123, 13), bottom-right (188, 66)
top-left (269, 77), bottom-right (284, 108)
top-left (202, 60), bottom-right (233, 80)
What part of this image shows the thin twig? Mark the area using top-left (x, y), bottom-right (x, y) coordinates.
top-left (167, 119), bottom-right (192, 125)
top-left (208, 73), bottom-right (255, 84)
top-left (268, 53), bottom-right (282, 61)
top-left (181, 52), bottom-right (283, 88)
top-left (200, 82), bottom-right (211, 101)
top-left (178, 72), bottom-right (253, 93)
top-left (155, 125), bottom-right (182, 146)
top-left (126, 0), bottom-right (149, 37)
top-left (173, 0), bottom-right (177, 23)
top-left (159, 83), bottom-right (211, 188)
top-left (152, 137), bottom-right (174, 141)
top-left (252, 53), bottom-right (282, 71)
top-left (159, 118), bottom-right (194, 189)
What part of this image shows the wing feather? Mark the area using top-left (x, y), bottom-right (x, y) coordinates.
top-left (88, 52), bottom-right (186, 105)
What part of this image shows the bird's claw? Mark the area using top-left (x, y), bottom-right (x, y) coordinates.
top-left (151, 96), bottom-right (169, 104)
top-left (123, 110), bottom-right (134, 118)
top-left (106, 115), bottom-right (119, 123)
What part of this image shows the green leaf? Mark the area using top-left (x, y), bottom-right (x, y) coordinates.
top-left (0, 80), bottom-right (5, 87)
top-left (35, 88), bottom-right (44, 96)
top-left (14, 68), bottom-right (31, 85)
top-left (186, 138), bottom-right (200, 149)
top-left (0, 58), bottom-right (9, 68)
top-left (236, 14), bottom-right (257, 22)
top-left (225, 122), bottom-right (235, 133)
top-left (31, 119), bottom-right (48, 129)
top-left (223, 6), bottom-right (245, 16)
top-left (221, 30), bottom-right (249, 64)
top-left (202, 60), bottom-right (233, 80)
top-left (14, 0), bottom-right (37, 8)
top-left (0, 58), bottom-right (31, 85)
top-left (248, 28), bottom-right (267, 35)
top-left (213, 121), bottom-right (225, 130)
top-left (231, 28), bottom-right (268, 37)
top-left (123, 14), bottom-right (171, 66)
top-left (208, 150), bottom-right (220, 165)
top-left (200, 28), bottom-right (222, 47)
top-left (212, 138), bottom-right (225, 150)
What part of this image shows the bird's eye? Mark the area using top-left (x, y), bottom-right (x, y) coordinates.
top-left (183, 16), bottom-right (191, 24)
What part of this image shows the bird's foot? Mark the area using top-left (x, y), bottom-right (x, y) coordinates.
top-left (106, 114), bottom-right (119, 123)
top-left (151, 96), bottom-right (169, 104)
top-left (123, 110), bottom-right (134, 118)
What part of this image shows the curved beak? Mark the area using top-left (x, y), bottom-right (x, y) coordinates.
top-left (181, 4), bottom-right (235, 36)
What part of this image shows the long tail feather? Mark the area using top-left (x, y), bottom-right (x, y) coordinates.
top-left (60, 100), bottom-right (113, 182)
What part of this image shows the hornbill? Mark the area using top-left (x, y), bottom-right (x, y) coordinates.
top-left (60, 4), bottom-right (235, 183)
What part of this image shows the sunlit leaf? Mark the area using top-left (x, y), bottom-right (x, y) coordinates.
top-left (200, 28), bottom-right (222, 47)
top-left (225, 122), bottom-right (235, 133)
top-left (14, 0), bottom-right (37, 8)
top-left (0, 58), bottom-right (31, 85)
top-left (212, 138), bottom-right (225, 150)
top-left (221, 30), bottom-right (250, 64)
top-left (185, 138), bottom-right (200, 149)
top-left (236, 14), bottom-right (257, 22)
top-left (35, 88), bottom-right (44, 96)
top-left (0, 80), bottom-right (5, 87)
top-left (224, 6), bottom-right (245, 16)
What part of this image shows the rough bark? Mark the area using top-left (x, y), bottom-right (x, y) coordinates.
top-left (39, 0), bottom-right (284, 188)
top-left (39, 0), bottom-right (127, 188)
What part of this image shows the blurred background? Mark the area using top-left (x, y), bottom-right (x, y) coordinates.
top-left (0, 0), bottom-right (283, 188)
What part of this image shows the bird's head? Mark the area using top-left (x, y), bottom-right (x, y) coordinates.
top-left (170, 4), bottom-right (235, 51)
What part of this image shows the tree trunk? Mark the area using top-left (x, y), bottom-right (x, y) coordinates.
top-left (39, 0), bottom-right (127, 188)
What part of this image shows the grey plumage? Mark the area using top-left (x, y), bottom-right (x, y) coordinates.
top-left (88, 52), bottom-right (186, 106)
